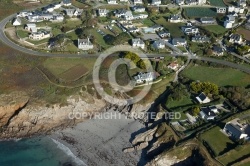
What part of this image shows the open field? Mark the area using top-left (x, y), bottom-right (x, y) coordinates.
top-left (200, 127), bottom-right (235, 156)
top-left (184, 7), bottom-right (217, 18)
top-left (209, 0), bottom-right (226, 7)
top-left (182, 65), bottom-right (250, 87)
top-left (154, 17), bottom-right (185, 37)
top-left (204, 25), bottom-right (227, 35)
top-left (43, 57), bottom-right (97, 78)
top-left (167, 96), bottom-right (193, 109)
top-left (217, 144), bottom-right (250, 166)
top-left (142, 19), bottom-right (155, 27)
top-left (237, 27), bottom-right (250, 41)
top-left (59, 65), bottom-right (89, 81)
top-left (26, 38), bottom-right (49, 45)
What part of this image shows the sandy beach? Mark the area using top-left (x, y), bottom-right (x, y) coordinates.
top-left (51, 110), bottom-right (146, 166)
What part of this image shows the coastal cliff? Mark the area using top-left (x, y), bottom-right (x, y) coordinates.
top-left (0, 91), bottom-right (107, 139)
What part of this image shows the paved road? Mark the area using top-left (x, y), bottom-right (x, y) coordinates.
top-left (1, 14), bottom-right (250, 74)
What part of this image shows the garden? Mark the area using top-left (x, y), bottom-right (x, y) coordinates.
top-left (183, 7), bottom-right (217, 18)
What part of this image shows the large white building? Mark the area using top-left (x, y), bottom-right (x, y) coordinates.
top-left (78, 38), bottom-right (94, 50)
top-left (134, 72), bottom-right (156, 84)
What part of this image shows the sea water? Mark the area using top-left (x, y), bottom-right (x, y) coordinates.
top-left (0, 136), bottom-right (86, 166)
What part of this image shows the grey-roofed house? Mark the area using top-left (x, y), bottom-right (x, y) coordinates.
top-left (229, 34), bottom-right (243, 44)
top-left (175, 0), bottom-right (185, 5)
top-left (61, 0), bottom-right (72, 6)
top-left (185, 0), bottom-right (198, 5)
top-left (223, 119), bottom-right (248, 140)
top-left (192, 35), bottom-right (210, 43)
top-left (157, 30), bottom-right (171, 38)
top-left (132, 38), bottom-right (145, 49)
top-left (153, 40), bottom-right (166, 49)
top-left (172, 38), bottom-right (187, 46)
top-left (169, 14), bottom-right (182, 23)
top-left (196, 92), bottom-right (210, 104)
top-left (131, 5), bottom-right (145, 12)
top-left (200, 17), bottom-right (216, 24)
top-left (151, 0), bottom-right (161, 5)
top-left (25, 23), bottom-right (37, 32)
top-left (199, 107), bottom-right (216, 120)
top-left (78, 38), bottom-right (94, 50)
top-left (213, 45), bottom-right (224, 56)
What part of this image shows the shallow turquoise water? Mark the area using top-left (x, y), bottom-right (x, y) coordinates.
top-left (0, 137), bottom-right (84, 166)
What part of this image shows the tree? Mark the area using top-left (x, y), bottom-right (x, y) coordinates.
top-left (113, 32), bottom-right (130, 45)
top-left (104, 34), bottom-right (116, 45)
top-left (191, 107), bottom-right (200, 116)
top-left (124, 52), bottom-right (140, 64)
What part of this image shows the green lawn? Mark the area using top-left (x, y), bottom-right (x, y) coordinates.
top-left (182, 65), bottom-right (250, 87)
top-left (26, 38), bottom-right (49, 45)
top-left (209, 0), bottom-right (226, 7)
top-left (200, 127), bottom-right (235, 156)
top-left (154, 17), bottom-right (185, 37)
top-left (88, 28), bottom-right (111, 49)
top-left (217, 144), bottom-right (250, 166)
top-left (142, 18), bottom-right (155, 27)
top-left (184, 7), bottom-right (217, 18)
top-left (189, 42), bottom-right (206, 56)
top-left (204, 25), bottom-right (227, 35)
top-left (167, 96), bottom-right (193, 109)
top-left (64, 19), bottom-right (82, 29)
top-left (16, 30), bottom-right (29, 38)
top-left (177, 46), bottom-right (187, 52)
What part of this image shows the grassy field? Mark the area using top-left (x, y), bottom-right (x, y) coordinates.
top-left (154, 17), bottom-right (185, 37)
top-left (26, 38), bottom-right (49, 45)
top-left (204, 25), bottom-right (227, 35)
top-left (184, 7), bottom-right (217, 18)
top-left (200, 127), bottom-right (235, 156)
top-left (209, 0), bottom-right (226, 7)
top-left (237, 27), bottom-right (250, 41)
top-left (88, 28), bottom-right (111, 49)
top-left (142, 18), bottom-right (155, 26)
top-left (217, 144), bottom-right (250, 166)
top-left (43, 57), bottom-right (97, 78)
top-left (167, 96), bottom-right (193, 109)
top-left (64, 19), bottom-right (82, 29)
top-left (0, 1), bottom-right (23, 20)
top-left (182, 65), bottom-right (250, 87)
top-left (59, 65), bottom-right (89, 81)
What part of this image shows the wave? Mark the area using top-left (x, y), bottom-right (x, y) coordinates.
top-left (51, 138), bottom-right (87, 166)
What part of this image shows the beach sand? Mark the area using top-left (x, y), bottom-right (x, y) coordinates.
top-left (51, 110), bottom-right (146, 166)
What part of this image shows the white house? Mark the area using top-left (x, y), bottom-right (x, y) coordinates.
top-left (29, 30), bottom-right (51, 40)
top-left (132, 6), bottom-right (146, 13)
top-left (132, 38), bottom-right (145, 49)
top-left (224, 118), bottom-right (249, 140)
top-left (200, 17), bottom-right (216, 24)
top-left (181, 26), bottom-right (199, 35)
top-left (169, 14), bottom-right (182, 23)
top-left (213, 45), bottom-right (224, 56)
top-left (134, 14), bottom-right (148, 19)
top-left (196, 92), bottom-right (211, 104)
top-left (134, 0), bottom-right (143, 5)
top-left (151, 0), bottom-right (161, 6)
top-left (172, 38), bottom-right (187, 46)
top-left (229, 34), bottom-right (243, 44)
top-left (25, 23), bottom-right (37, 32)
top-left (65, 8), bottom-right (83, 17)
top-left (186, 0), bottom-right (198, 5)
top-left (238, 0), bottom-right (247, 7)
top-left (61, 0), bottom-right (72, 6)
top-left (198, 0), bottom-right (206, 5)
top-left (224, 20), bottom-right (233, 29)
top-left (98, 9), bottom-right (108, 17)
top-left (17, 11), bottom-right (32, 17)
top-left (217, 7), bottom-right (227, 13)
top-left (134, 72), bottom-right (156, 84)
top-left (153, 40), bottom-right (165, 49)
top-left (175, 0), bottom-right (185, 5)
top-left (78, 38), bottom-right (94, 50)
top-left (199, 107), bottom-right (216, 120)
top-left (192, 35), bottom-right (210, 43)
top-left (13, 17), bottom-right (22, 26)
top-left (124, 11), bottom-right (134, 20)
top-left (107, 0), bottom-right (117, 4)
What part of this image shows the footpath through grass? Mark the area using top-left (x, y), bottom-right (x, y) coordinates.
top-left (182, 65), bottom-right (250, 87)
